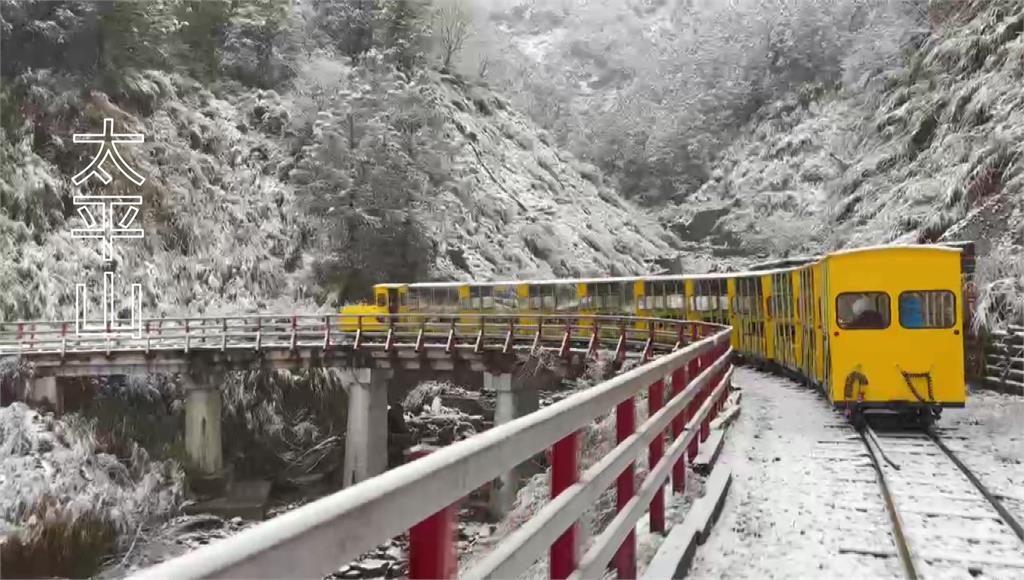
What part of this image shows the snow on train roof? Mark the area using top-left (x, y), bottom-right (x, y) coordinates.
top-left (382, 245), bottom-right (960, 288)
top-left (396, 267), bottom-right (802, 289)
top-left (828, 244), bottom-right (962, 257)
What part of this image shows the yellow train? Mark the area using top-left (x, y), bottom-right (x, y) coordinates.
top-left (341, 245), bottom-right (966, 423)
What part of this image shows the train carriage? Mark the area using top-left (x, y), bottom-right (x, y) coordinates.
top-left (340, 244), bottom-right (966, 423)
top-left (820, 246), bottom-right (965, 422)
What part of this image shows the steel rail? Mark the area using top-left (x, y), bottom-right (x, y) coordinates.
top-left (129, 328), bottom-right (731, 580)
top-left (928, 431), bottom-right (1024, 544)
top-left (860, 428), bottom-right (920, 580)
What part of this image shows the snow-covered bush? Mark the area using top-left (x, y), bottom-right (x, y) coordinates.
top-left (220, 368), bottom-right (348, 482)
top-left (973, 248), bottom-right (1024, 333)
top-left (0, 403), bottom-right (183, 578)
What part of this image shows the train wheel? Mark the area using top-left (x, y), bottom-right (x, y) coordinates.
top-left (851, 409), bottom-right (866, 430)
top-left (917, 408), bottom-right (936, 430)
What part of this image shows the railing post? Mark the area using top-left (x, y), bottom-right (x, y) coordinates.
top-left (550, 432), bottom-right (579, 579)
top-left (670, 368), bottom-right (687, 494)
top-left (446, 318), bottom-right (457, 354)
top-left (648, 379), bottom-right (665, 533)
top-left (713, 343), bottom-right (728, 414)
top-left (614, 323), bottom-right (627, 364)
top-left (615, 395), bottom-right (636, 579)
top-left (503, 319), bottom-right (514, 354)
top-left (687, 328), bottom-right (701, 462)
top-left (559, 321), bottom-right (572, 359)
top-left (407, 446), bottom-right (458, 579)
top-left (323, 315), bottom-right (332, 350)
top-left (385, 317), bottom-right (396, 352)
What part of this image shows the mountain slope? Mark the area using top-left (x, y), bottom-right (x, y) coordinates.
top-left (0, 1), bottom-right (671, 322)
top-left (667, 0), bottom-right (1023, 259)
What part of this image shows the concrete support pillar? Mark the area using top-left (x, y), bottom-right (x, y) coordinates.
top-left (27, 376), bottom-right (60, 412)
top-left (488, 372), bottom-right (539, 519)
top-left (344, 368), bottom-right (390, 487)
top-left (185, 386), bottom-right (224, 476)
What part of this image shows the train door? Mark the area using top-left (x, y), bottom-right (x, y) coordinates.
top-left (792, 271), bottom-right (803, 372)
top-left (733, 278), bottom-right (747, 355)
top-left (892, 288), bottom-right (964, 405)
top-left (798, 268), bottom-right (816, 380)
top-left (388, 287), bottom-right (400, 315)
top-left (812, 264), bottom-right (825, 385)
top-left (727, 278), bottom-right (738, 351)
top-left (762, 275), bottom-right (775, 361)
top-left (826, 253), bottom-right (900, 406)
top-left (734, 277), bottom-right (757, 357)
top-left (822, 262), bottom-right (833, 400)
top-left (770, 272), bottom-right (794, 368)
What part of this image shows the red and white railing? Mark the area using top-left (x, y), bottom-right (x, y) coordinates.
top-left (0, 313), bottom-right (698, 360)
top-left (128, 321), bottom-right (733, 580)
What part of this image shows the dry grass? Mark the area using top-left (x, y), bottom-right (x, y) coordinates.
top-left (0, 497), bottom-right (117, 579)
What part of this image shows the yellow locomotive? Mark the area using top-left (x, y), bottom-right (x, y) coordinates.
top-left (340, 245), bottom-right (966, 422)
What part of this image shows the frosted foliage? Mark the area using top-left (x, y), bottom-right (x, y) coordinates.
top-left (1, 6), bottom-right (667, 323)
top-left (973, 248), bottom-right (1024, 333)
top-left (290, 54), bottom-right (668, 287)
top-left (219, 368), bottom-right (347, 478)
top-left (478, 0), bottom-right (928, 204)
top-left (0, 403), bottom-right (183, 543)
top-left (677, 0), bottom-right (1024, 257)
top-left (0, 69), bottom-right (316, 322)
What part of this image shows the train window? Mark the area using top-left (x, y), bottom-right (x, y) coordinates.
top-left (556, 284), bottom-right (577, 311)
top-left (376, 293), bottom-right (387, 307)
top-left (899, 291), bottom-right (955, 329)
top-left (493, 286), bottom-right (516, 310)
top-left (580, 292), bottom-right (592, 309)
top-left (836, 292), bottom-right (891, 330)
top-left (667, 281), bottom-right (684, 309)
top-left (620, 283), bottom-right (634, 312)
top-left (734, 295), bottom-right (756, 314)
top-left (528, 286), bottom-right (542, 309)
top-left (542, 286), bottom-right (556, 309)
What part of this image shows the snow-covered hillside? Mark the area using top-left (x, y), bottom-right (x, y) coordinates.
top-left (686, 0), bottom-right (1024, 260)
top-left (0, 0), bottom-right (671, 323)
top-left (479, 0), bottom-right (1021, 258)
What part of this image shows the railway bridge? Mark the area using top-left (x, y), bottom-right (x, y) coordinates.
top-left (0, 313), bottom-right (735, 579)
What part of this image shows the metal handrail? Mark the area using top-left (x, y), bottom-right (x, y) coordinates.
top-left (128, 325), bottom-right (733, 580)
top-left (0, 314), bottom-right (723, 358)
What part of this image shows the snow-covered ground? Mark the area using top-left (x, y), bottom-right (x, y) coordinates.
top-left (682, 369), bottom-right (1024, 579)
top-left (942, 390), bottom-right (1024, 527)
top-left (687, 368), bottom-right (904, 579)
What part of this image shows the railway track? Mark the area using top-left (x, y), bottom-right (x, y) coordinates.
top-left (861, 423), bottom-right (1024, 579)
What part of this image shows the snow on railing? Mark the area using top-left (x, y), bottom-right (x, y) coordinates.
top-left (0, 313), bottom-right (699, 359)
top-left (125, 321), bottom-right (733, 580)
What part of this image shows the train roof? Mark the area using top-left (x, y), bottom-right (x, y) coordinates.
top-left (375, 244), bottom-right (966, 290)
top-left (827, 244), bottom-right (963, 258)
